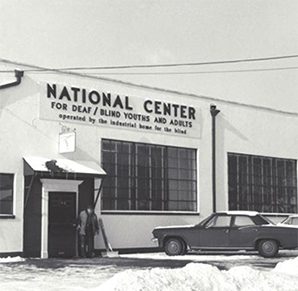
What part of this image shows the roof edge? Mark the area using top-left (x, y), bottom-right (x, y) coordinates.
top-left (1, 58), bottom-right (298, 117)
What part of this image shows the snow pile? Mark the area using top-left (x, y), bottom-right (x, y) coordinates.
top-left (0, 256), bottom-right (25, 263)
top-left (96, 261), bottom-right (298, 291)
top-left (273, 256), bottom-right (298, 276)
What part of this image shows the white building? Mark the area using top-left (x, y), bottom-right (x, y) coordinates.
top-left (0, 59), bottom-right (298, 258)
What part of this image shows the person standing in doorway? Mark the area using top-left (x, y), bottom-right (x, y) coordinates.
top-left (77, 205), bottom-right (99, 258)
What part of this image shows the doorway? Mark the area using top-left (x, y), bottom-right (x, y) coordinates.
top-left (48, 192), bottom-right (77, 257)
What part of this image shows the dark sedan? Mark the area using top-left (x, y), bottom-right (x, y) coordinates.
top-left (152, 211), bottom-right (298, 257)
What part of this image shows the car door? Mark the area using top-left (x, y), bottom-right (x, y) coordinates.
top-left (198, 215), bottom-right (232, 248)
top-left (229, 215), bottom-right (259, 248)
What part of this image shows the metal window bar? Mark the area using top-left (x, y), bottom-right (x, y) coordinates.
top-left (228, 153), bottom-right (297, 213)
top-left (102, 139), bottom-right (197, 212)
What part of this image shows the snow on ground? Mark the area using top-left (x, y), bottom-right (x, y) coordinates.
top-left (120, 251), bottom-right (298, 270)
top-left (97, 258), bottom-right (298, 291)
top-left (120, 252), bottom-right (263, 262)
top-left (0, 262), bottom-right (120, 291)
top-left (274, 256), bottom-right (298, 276)
top-left (1, 254), bottom-right (298, 290)
top-left (0, 256), bottom-right (25, 263)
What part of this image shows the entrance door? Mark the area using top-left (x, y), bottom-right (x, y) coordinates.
top-left (48, 192), bottom-right (77, 257)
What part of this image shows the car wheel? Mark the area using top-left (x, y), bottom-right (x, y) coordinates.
top-left (164, 238), bottom-right (184, 256)
top-left (258, 240), bottom-right (279, 258)
top-left (181, 243), bottom-right (188, 255)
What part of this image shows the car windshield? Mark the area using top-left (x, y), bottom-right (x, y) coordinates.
top-left (197, 214), bottom-right (214, 226)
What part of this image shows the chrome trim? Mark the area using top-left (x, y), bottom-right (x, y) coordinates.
top-left (191, 246), bottom-right (255, 250)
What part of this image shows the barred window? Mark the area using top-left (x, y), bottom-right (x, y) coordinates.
top-left (0, 174), bottom-right (14, 215)
top-left (228, 153), bottom-right (297, 213)
top-left (102, 139), bottom-right (197, 212)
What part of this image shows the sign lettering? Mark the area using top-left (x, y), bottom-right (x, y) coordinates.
top-left (40, 83), bottom-right (201, 138)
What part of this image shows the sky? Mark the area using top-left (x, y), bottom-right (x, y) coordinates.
top-left (1, 0), bottom-right (298, 112)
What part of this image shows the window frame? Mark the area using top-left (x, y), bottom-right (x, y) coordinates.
top-left (101, 139), bottom-right (199, 214)
top-left (228, 152), bottom-right (298, 213)
top-left (0, 173), bottom-right (15, 218)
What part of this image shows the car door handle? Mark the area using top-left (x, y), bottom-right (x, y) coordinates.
top-left (224, 229), bottom-right (230, 233)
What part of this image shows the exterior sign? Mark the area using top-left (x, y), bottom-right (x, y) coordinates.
top-left (40, 83), bottom-right (200, 138)
top-left (58, 131), bottom-right (76, 153)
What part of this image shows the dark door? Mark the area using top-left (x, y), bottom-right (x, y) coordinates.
top-left (48, 192), bottom-right (77, 258)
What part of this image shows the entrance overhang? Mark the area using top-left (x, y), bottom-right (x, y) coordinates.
top-left (23, 156), bottom-right (106, 178)
top-left (22, 157), bottom-right (106, 258)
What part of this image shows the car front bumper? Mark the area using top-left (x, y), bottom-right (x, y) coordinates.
top-left (151, 237), bottom-right (159, 246)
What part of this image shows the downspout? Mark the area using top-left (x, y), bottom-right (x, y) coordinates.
top-left (93, 177), bottom-right (105, 209)
top-left (0, 69), bottom-right (24, 89)
top-left (210, 104), bottom-right (220, 213)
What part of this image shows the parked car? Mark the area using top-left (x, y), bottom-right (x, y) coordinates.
top-left (280, 215), bottom-right (298, 226)
top-left (152, 211), bottom-right (298, 258)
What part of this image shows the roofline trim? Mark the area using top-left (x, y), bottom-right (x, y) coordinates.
top-left (1, 58), bottom-right (298, 117)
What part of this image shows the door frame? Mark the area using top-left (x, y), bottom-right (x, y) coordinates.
top-left (40, 179), bottom-right (83, 259)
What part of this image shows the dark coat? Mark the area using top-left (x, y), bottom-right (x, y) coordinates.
top-left (78, 210), bottom-right (99, 236)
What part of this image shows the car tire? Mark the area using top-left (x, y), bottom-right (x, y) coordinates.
top-left (164, 238), bottom-right (184, 256)
top-left (181, 243), bottom-right (188, 255)
top-left (258, 239), bottom-right (279, 258)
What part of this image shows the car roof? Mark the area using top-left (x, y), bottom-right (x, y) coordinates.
top-left (217, 211), bottom-right (259, 216)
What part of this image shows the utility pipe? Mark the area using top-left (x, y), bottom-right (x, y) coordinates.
top-left (0, 69), bottom-right (24, 90)
top-left (210, 104), bottom-right (220, 213)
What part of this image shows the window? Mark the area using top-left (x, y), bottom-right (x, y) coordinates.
top-left (102, 139), bottom-right (197, 211)
top-left (206, 215), bottom-right (231, 227)
top-left (0, 174), bottom-right (14, 215)
top-left (253, 215), bottom-right (270, 225)
top-left (234, 216), bottom-right (255, 227)
top-left (284, 217), bottom-right (298, 225)
top-left (228, 153), bottom-right (297, 213)
top-left (291, 217), bottom-right (298, 225)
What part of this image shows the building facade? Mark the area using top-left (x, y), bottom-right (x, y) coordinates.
top-left (0, 60), bottom-right (298, 257)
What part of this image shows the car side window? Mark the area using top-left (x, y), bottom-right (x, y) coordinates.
top-left (282, 218), bottom-right (291, 225)
top-left (284, 218), bottom-right (292, 225)
top-left (205, 215), bottom-right (231, 228)
top-left (234, 216), bottom-right (255, 227)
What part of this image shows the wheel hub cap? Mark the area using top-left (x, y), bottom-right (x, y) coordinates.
top-left (263, 242), bottom-right (274, 253)
top-left (169, 242), bottom-right (179, 253)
